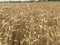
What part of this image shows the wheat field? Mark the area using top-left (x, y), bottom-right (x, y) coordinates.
top-left (0, 2), bottom-right (60, 45)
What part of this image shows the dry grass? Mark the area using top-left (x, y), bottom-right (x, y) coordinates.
top-left (0, 2), bottom-right (60, 45)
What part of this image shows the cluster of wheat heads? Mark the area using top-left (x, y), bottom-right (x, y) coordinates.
top-left (0, 2), bottom-right (60, 45)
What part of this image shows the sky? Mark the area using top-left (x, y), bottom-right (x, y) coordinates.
top-left (0, 0), bottom-right (39, 1)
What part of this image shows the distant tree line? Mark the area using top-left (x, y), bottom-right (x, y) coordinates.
top-left (38, 0), bottom-right (60, 1)
top-left (48, 0), bottom-right (60, 1)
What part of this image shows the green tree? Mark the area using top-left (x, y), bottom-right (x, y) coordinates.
top-left (48, 0), bottom-right (60, 1)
